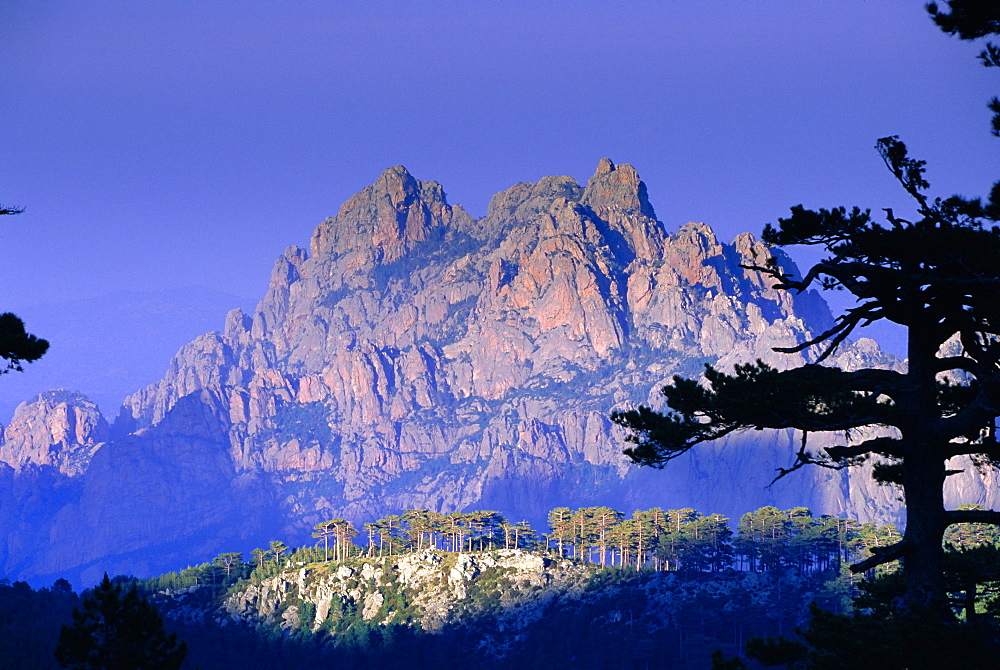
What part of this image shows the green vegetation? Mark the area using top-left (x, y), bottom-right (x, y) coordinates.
top-left (129, 504), bottom-right (933, 594)
top-left (4, 502), bottom-right (1000, 668)
top-left (0, 579), bottom-right (77, 669)
top-left (55, 574), bottom-right (186, 669)
top-left (699, 4), bottom-right (1000, 666)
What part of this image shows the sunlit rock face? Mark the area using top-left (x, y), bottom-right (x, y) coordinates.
top-left (5, 158), bottom-right (978, 587)
top-left (222, 549), bottom-right (596, 636)
top-left (0, 390), bottom-right (108, 477)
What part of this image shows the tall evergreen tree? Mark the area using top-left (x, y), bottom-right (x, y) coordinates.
top-left (332, 518), bottom-right (358, 561)
top-left (269, 540), bottom-right (289, 566)
top-left (613, 136), bottom-right (1000, 616)
top-left (379, 514), bottom-right (406, 554)
top-left (615, 2), bottom-right (1000, 619)
top-left (591, 507), bottom-right (624, 567)
top-left (436, 512), bottom-right (461, 550)
top-left (55, 574), bottom-right (186, 670)
top-left (547, 507), bottom-right (573, 558)
top-left (213, 552), bottom-right (243, 579)
top-left (403, 509), bottom-right (435, 550)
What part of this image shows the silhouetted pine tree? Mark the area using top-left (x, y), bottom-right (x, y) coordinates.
top-left (55, 574), bottom-right (186, 670)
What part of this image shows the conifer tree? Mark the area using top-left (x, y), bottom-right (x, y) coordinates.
top-left (615, 1), bottom-right (1000, 619)
top-left (55, 574), bottom-right (186, 670)
top-left (213, 552), bottom-right (243, 578)
top-left (512, 520), bottom-right (537, 550)
top-left (380, 514), bottom-right (406, 554)
top-left (547, 507), bottom-right (573, 558)
top-left (251, 547), bottom-right (268, 570)
top-left (445, 512), bottom-right (472, 552)
top-left (592, 507), bottom-right (624, 566)
top-left (269, 540), bottom-right (288, 566)
top-left (313, 520), bottom-right (337, 562)
top-left (614, 134), bottom-right (1000, 616)
top-left (0, 204), bottom-right (48, 374)
top-left (403, 509), bottom-right (434, 550)
top-left (332, 518), bottom-right (358, 561)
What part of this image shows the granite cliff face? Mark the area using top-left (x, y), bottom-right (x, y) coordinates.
top-left (223, 549), bottom-right (596, 636)
top-left (2, 159), bottom-right (996, 586)
top-left (0, 390), bottom-right (107, 476)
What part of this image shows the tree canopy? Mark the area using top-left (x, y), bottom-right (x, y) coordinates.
top-left (0, 311), bottom-right (49, 374)
top-left (613, 4), bottom-right (1000, 618)
top-left (55, 574), bottom-right (186, 669)
top-left (0, 203), bottom-right (48, 373)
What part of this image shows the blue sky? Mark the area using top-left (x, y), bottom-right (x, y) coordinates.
top-left (1, 1), bottom-right (997, 366)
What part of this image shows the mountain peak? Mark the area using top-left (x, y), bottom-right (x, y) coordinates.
top-left (311, 167), bottom-right (452, 263)
top-left (373, 165), bottom-right (420, 206)
top-left (0, 390), bottom-right (108, 476)
top-left (583, 158), bottom-right (656, 221)
top-left (0, 161), bottom-right (909, 586)
top-left (380, 164), bottom-right (414, 179)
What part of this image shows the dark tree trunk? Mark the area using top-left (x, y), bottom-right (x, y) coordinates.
top-left (900, 320), bottom-right (949, 617)
top-left (901, 447), bottom-right (947, 615)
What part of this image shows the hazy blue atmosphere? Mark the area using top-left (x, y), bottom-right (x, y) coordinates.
top-left (1, 1), bottom-right (996, 416)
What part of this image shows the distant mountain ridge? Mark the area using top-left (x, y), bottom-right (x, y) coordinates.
top-left (2, 159), bottom-right (997, 588)
top-left (0, 286), bottom-right (254, 420)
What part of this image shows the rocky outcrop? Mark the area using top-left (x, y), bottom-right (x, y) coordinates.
top-left (5, 159), bottom-right (993, 587)
top-left (178, 548), bottom-right (842, 668)
top-left (112, 160), bottom-right (844, 520)
top-left (224, 549), bottom-right (594, 635)
top-left (0, 390), bottom-right (108, 476)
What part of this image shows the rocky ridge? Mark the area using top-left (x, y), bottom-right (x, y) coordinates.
top-left (0, 390), bottom-right (107, 477)
top-left (151, 548), bottom-right (845, 668)
top-left (223, 549), bottom-right (594, 635)
top-left (1, 159), bottom-right (997, 586)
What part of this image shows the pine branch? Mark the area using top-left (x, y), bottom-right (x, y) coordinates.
top-left (935, 356), bottom-right (981, 375)
top-left (0, 204), bottom-right (24, 216)
top-left (941, 394), bottom-right (1000, 447)
top-left (850, 540), bottom-right (908, 574)
top-left (825, 436), bottom-right (907, 461)
top-left (945, 508), bottom-right (1000, 526)
top-left (774, 302), bottom-right (891, 363)
top-left (769, 431), bottom-right (851, 485)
